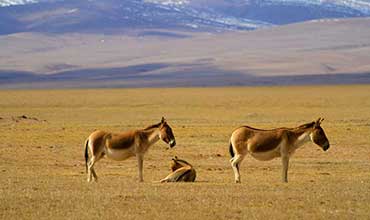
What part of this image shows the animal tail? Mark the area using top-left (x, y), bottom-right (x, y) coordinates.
top-left (84, 139), bottom-right (89, 173)
top-left (229, 142), bottom-right (235, 158)
top-left (229, 141), bottom-right (239, 170)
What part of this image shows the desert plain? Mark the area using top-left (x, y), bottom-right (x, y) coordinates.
top-left (0, 85), bottom-right (369, 219)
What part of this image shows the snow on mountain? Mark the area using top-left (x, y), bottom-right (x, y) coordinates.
top-left (144, 1), bottom-right (272, 29)
top-left (0, 0), bottom-right (273, 35)
top-left (143, 0), bottom-right (370, 26)
top-left (2, 0), bottom-right (370, 14)
top-left (145, 0), bottom-right (370, 14)
top-left (0, 0), bottom-right (37, 7)
top-left (183, 0), bottom-right (370, 25)
top-left (265, 0), bottom-right (370, 14)
top-left (0, 0), bottom-right (370, 35)
top-left (144, 0), bottom-right (190, 6)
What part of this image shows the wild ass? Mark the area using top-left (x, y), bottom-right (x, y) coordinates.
top-left (160, 156), bottom-right (196, 182)
top-left (229, 118), bottom-right (330, 183)
top-left (84, 117), bottom-right (176, 182)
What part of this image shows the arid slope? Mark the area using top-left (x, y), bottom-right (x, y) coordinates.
top-left (1, 18), bottom-right (370, 87)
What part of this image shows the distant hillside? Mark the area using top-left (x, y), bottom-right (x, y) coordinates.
top-left (1, 17), bottom-right (370, 88)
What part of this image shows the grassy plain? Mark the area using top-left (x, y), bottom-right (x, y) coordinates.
top-left (0, 85), bottom-right (369, 219)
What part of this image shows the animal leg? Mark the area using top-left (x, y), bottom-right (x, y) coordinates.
top-left (160, 177), bottom-right (170, 183)
top-left (137, 154), bottom-right (144, 182)
top-left (281, 156), bottom-right (290, 183)
top-left (87, 155), bottom-right (101, 182)
top-left (231, 154), bottom-right (245, 183)
top-left (91, 168), bottom-right (98, 181)
top-left (87, 159), bottom-right (94, 182)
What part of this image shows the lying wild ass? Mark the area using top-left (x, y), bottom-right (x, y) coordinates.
top-left (84, 117), bottom-right (176, 182)
top-left (160, 156), bottom-right (196, 182)
top-left (229, 118), bottom-right (329, 183)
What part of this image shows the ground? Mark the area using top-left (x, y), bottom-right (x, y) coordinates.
top-left (0, 85), bottom-right (369, 219)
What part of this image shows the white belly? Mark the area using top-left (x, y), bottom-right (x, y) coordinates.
top-left (105, 148), bottom-right (135, 161)
top-left (250, 150), bottom-right (281, 161)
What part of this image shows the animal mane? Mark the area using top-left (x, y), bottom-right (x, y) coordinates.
top-left (143, 122), bottom-right (162, 130)
top-left (174, 158), bottom-right (193, 167)
top-left (296, 122), bottom-right (315, 129)
top-left (240, 121), bottom-right (315, 132)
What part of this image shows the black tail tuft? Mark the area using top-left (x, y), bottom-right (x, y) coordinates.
top-left (84, 139), bottom-right (89, 173)
top-left (229, 142), bottom-right (239, 170)
top-left (229, 142), bottom-right (235, 158)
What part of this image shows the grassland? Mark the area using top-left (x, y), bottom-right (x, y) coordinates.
top-left (0, 85), bottom-right (369, 219)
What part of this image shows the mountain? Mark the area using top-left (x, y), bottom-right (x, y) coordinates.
top-left (1, 0), bottom-right (370, 35)
top-left (0, 0), bottom-right (271, 35)
top-left (1, 17), bottom-right (370, 88)
top-left (0, 0), bottom-right (37, 7)
top-left (1, 0), bottom-right (369, 88)
top-left (185, 0), bottom-right (370, 24)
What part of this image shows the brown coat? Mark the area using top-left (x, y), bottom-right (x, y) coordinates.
top-left (160, 157), bottom-right (196, 182)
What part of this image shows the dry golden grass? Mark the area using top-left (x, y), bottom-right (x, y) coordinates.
top-left (0, 85), bottom-right (370, 219)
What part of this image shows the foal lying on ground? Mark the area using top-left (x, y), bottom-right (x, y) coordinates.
top-left (229, 118), bottom-right (330, 183)
top-left (84, 117), bottom-right (176, 182)
top-left (160, 156), bottom-right (196, 182)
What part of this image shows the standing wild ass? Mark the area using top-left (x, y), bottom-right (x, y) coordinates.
top-left (84, 117), bottom-right (176, 182)
top-left (229, 118), bottom-right (330, 183)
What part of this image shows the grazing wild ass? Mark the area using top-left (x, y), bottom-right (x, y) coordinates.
top-left (84, 117), bottom-right (176, 182)
top-left (160, 156), bottom-right (196, 182)
top-left (229, 118), bottom-right (330, 183)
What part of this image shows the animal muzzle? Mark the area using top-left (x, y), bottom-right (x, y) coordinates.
top-left (169, 139), bottom-right (176, 148)
top-left (322, 142), bottom-right (330, 151)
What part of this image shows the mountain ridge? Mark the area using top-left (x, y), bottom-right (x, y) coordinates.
top-left (1, 0), bottom-right (370, 35)
top-left (1, 17), bottom-right (370, 88)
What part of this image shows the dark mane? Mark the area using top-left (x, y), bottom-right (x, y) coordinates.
top-left (173, 157), bottom-right (193, 167)
top-left (296, 122), bottom-right (315, 129)
top-left (241, 121), bottom-right (315, 132)
top-left (143, 122), bottom-right (162, 130)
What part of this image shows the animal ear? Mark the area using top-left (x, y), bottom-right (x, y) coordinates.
top-left (161, 117), bottom-right (166, 123)
top-left (315, 117), bottom-right (322, 127)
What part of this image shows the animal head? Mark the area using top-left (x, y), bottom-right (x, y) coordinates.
top-left (159, 117), bottom-right (176, 148)
top-left (170, 156), bottom-right (193, 171)
top-left (310, 118), bottom-right (330, 151)
top-left (170, 156), bottom-right (184, 171)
